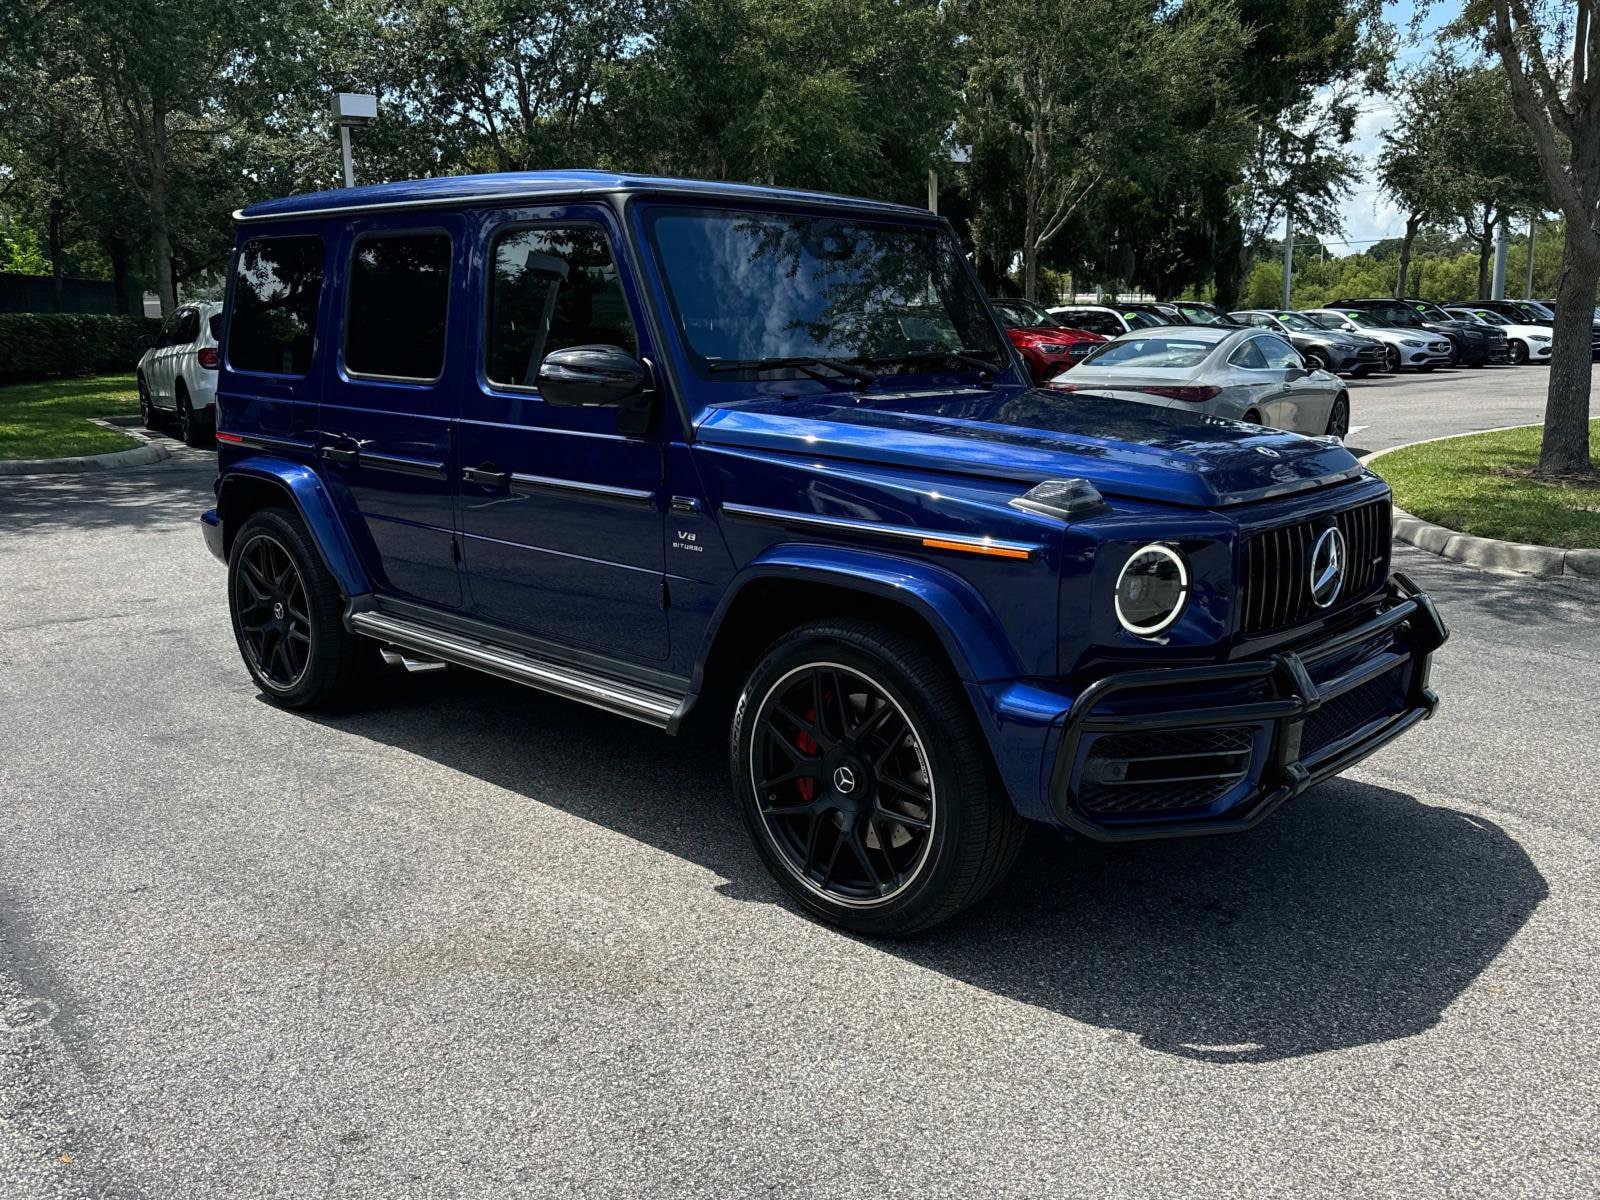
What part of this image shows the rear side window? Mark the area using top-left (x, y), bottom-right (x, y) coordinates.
top-left (175, 309), bottom-right (200, 343)
top-left (344, 232), bottom-right (452, 381)
top-left (208, 314), bottom-right (223, 341)
top-left (486, 225), bottom-right (638, 388)
top-left (230, 237), bottom-right (324, 375)
top-left (1258, 335), bottom-right (1302, 368)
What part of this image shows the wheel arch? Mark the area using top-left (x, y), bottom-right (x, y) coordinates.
top-left (693, 545), bottom-right (1025, 706)
top-left (216, 458), bottom-right (370, 598)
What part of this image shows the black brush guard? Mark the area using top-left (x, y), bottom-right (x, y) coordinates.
top-left (1050, 573), bottom-right (1448, 841)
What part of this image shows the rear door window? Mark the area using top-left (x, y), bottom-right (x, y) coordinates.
top-left (485, 225), bottom-right (638, 388)
top-left (229, 236), bottom-right (325, 375)
top-left (344, 231), bottom-right (453, 381)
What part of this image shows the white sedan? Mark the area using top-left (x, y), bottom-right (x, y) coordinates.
top-left (1444, 306), bottom-right (1553, 365)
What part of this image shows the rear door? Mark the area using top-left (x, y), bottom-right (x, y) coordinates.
top-left (316, 220), bottom-right (465, 609)
top-left (455, 205), bottom-right (668, 662)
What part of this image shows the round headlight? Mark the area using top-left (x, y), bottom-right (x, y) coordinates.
top-left (1115, 544), bottom-right (1189, 637)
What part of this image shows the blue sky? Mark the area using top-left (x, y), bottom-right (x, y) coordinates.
top-left (1331, 1), bottom-right (1460, 254)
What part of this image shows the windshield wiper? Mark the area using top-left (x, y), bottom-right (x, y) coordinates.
top-left (706, 356), bottom-right (876, 386)
top-left (865, 348), bottom-right (1005, 377)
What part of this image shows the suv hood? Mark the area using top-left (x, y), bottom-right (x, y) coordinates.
top-left (696, 387), bottom-right (1362, 508)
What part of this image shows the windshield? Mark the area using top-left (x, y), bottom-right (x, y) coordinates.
top-left (991, 298), bottom-right (1057, 329)
top-left (1359, 303), bottom-right (1425, 328)
top-left (1082, 335), bottom-right (1218, 370)
top-left (1413, 302), bottom-right (1455, 323)
top-left (1176, 303), bottom-right (1232, 325)
top-left (646, 208), bottom-right (1004, 381)
top-left (1122, 309), bottom-right (1163, 329)
top-left (1272, 311), bottom-right (1319, 331)
top-left (1340, 312), bottom-right (1385, 330)
top-left (1469, 309), bottom-right (1509, 325)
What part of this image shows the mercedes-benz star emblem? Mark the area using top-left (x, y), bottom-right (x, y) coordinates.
top-left (1255, 446), bottom-right (1281, 458)
top-left (832, 765), bottom-right (858, 794)
top-left (1309, 526), bottom-right (1346, 608)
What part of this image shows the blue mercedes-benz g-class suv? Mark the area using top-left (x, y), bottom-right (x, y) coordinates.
top-left (202, 171), bottom-right (1446, 935)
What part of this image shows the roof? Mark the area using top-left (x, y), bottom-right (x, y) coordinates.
top-left (235, 169), bottom-right (936, 223)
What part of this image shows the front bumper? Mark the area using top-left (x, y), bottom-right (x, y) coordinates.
top-left (1040, 574), bottom-right (1446, 841)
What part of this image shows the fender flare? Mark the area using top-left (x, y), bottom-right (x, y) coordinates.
top-left (695, 542), bottom-right (1025, 688)
top-left (216, 456), bottom-right (371, 597)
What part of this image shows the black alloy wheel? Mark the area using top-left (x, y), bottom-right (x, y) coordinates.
top-left (232, 532), bottom-right (313, 691)
top-left (1384, 345), bottom-right (1401, 373)
top-left (227, 508), bottom-right (377, 710)
top-left (731, 620), bottom-right (1025, 935)
top-left (1509, 339), bottom-right (1528, 365)
top-left (748, 661), bottom-right (937, 907)
top-left (1325, 393), bottom-right (1350, 438)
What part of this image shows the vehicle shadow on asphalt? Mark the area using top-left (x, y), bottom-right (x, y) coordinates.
top-left (300, 669), bottom-right (1546, 1067)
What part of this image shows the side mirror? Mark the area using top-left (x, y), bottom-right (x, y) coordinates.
top-left (1285, 364), bottom-right (1310, 380)
top-left (538, 345), bottom-right (651, 409)
top-left (136, 334), bottom-right (157, 352)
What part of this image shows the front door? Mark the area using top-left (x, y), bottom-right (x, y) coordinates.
top-left (317, 220), bottom-right (464, 608)
top-left (456, 208), bottom-right (668, 663)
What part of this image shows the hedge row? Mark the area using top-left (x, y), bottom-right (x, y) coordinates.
top-left (0, 312), bottom-right (163, 384)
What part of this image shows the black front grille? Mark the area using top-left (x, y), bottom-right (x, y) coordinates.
top-left (1079, 726), bottom-right (1254, 815)
top-left (1240, 499), bottom-right (1391, 635)
top-left (1302, 665), bottom-right (1409, 759)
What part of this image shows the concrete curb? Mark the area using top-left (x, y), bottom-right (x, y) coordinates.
top-left (0, 416), bottom-right (170, 477)
top-left (1362, 428), bottom-right (1599, 579)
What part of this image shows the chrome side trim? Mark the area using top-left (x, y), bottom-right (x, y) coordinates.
top-left (720, 502), bottom-right (1039, 560)
top-left (509, 472), bottom-right (656, 507)
top-left (350, 610), bottom-right (685, 729)
top-left (361, 452), bottom-right (448, 480)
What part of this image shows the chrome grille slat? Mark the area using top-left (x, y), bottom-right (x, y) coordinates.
top-left (1239, 498), bottom-right (1390, 635)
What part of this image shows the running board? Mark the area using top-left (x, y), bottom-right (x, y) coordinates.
top-left (349, 610), bottom-right (688, 731)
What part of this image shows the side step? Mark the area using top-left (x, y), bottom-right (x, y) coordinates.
top-left (350, 610), bottom-right (688, 731)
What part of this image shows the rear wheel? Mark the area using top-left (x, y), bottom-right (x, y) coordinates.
top-left (1324, 393), bottom-right (1350, 438)
top-left (1509, 339), bottom-right (1528, 365)
top-left (730, 619), bottom-right (1025, 935)
top-left (176, 383), bottom-right (210, 448)
top-left (228, 508), bottom-right (374, 710)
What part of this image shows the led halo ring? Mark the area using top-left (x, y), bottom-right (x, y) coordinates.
top-left (1114, 543), bottom-right (1190, 637)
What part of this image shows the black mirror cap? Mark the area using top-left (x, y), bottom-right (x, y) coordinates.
top-left (538, 345), bottom-right (652, 409)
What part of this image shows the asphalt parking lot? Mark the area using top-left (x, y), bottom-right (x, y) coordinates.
top-left (2, 366), bottom-right (1597, 1198)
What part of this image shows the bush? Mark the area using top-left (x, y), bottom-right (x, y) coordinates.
top-left (0, 312), bottom-right (162, 384)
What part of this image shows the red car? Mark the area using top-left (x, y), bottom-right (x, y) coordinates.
top-left (991, 297), bottom-right (1107, 384)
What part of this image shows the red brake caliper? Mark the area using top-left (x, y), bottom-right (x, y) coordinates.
top-left (795, 707), bottom-right (819, 801)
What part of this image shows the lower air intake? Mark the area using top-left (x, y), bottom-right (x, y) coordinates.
top-left (1078, 726), bottom-right (1254, 816)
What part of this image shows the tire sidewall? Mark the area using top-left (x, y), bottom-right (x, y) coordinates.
top-left (729, 630), bottom-right (976, 933)
top-left (227, 510), bottom-right (341, 707)
top-left (1326, 394), bottom-right (1349, 438)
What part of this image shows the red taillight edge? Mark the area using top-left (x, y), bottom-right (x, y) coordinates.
top-left (198, 347), bottom-right (220, 369)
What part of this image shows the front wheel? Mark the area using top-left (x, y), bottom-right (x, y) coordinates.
top-left (1509, 340), bottom-right (1528, 365)
top-left (730, 619), bottom-right (1025, 935)
top-left (228, 508), bottom-right (375, 710)
top-left (1384, 346), bottom-right (1401, 373)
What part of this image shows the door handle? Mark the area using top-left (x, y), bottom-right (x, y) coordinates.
top-left (320, 439), bottom-right (359, 463)
top-left (463, 463), bottom-right (511, 489)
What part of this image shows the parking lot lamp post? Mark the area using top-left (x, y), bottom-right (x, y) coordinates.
top-left (1492, 217), bottom-right (1510, 300)
top-left (1525, 217), bottom-right (1537, 299)
top-left (332, 92), bottom-right (378, 188)
top-left (1281, 211), bottom-right (1294, 310)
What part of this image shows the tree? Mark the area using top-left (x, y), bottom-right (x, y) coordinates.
top-left (1454, 0), bottom-right (1599, 473)
top-left (1379, 66), bottom-right (1473, 298)
top-left (958, 0), bottom-right (1246, 300)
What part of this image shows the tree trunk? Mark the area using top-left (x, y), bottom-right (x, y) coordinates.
top-left (1022, 174), bottom-right (1039, 302)
top-left (149, 105), bottom-right (177, 316)
top-left (1396, 212), bottom-right (1421, 298)
top-left (48, 195), bottom-right (65, 312)
top-left (1539, 220), bottom-right (1598, 474)
top-left (1476, 223), bottom-right (1493, 299)
top-left (105, 236), bottom-right (130, 315)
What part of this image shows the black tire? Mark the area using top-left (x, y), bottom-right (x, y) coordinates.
top-left (1242, 409), bottom-right (1264, 425)
top-left (227, 508), bottom-right (374, 711)
top-left (176, 383), bottom-right (210, 448)
top-left (1383, 346), bottom-right (1401, 373)
top-left (1324, 393), bottom-right (1350, 438)
top-left (729, 619), bottom-right (1026, 936)
top-left (138, 374), bottom-right (158, 429)
top-left (1509, 339), bottom-right (1528, 365)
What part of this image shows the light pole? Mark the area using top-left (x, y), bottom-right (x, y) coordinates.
top-left (332, 92), bottom-right (378, 188)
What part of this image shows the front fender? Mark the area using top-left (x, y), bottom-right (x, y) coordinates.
top-left (215, 456), bottom-right (370, 597)
top-left (700, 543), bottom-right (1026, 686)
